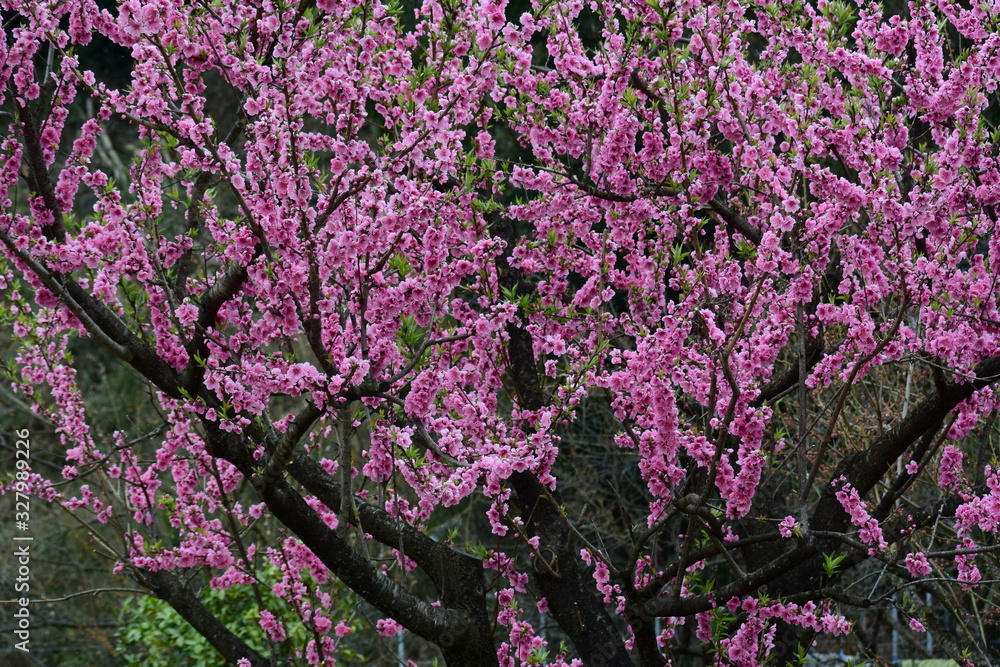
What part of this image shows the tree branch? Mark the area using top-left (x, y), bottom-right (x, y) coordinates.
top-left (16, 102), bottom-right (65, 243)
top-left (812, 354), bottom-right (1000, 534)
top-left (642, 542), bottom-right (816, 617)
top-left (204, 422), bottom-right (490, 658)
top-left (137, 568), bottom-right (269, 667)
top-left (490, 211), bottom-right (632, 666)
top-left (256, 402), bottom-right (323, 489)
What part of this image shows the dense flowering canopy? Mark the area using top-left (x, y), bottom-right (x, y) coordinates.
top-left (4, 0), bottom-right (1000, 664)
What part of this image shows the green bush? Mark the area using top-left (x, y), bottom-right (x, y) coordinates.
top-left (117, 565), bottom-right (364, 666)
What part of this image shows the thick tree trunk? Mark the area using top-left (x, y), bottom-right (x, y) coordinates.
top-left (492, 212), bottom-right (633, 666)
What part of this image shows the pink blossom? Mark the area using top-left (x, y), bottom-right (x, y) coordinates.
top-left (939, 445), bottom-right (964, 491)
top-left (778, 516), bottom-right (799, 538)
top-left (376, 618), bottom-right (403, 637)
top-left (6, 0), bottom-right (1000, 664)
top-left (834, 480), bottom-right (888, 551)
top-left (258, 610), bottom-right (286, 642)
top-left (904, 552), bottom-right (932, 578)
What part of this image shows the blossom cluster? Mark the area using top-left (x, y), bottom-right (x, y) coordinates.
top-left (3, 0), bottom-right (1000, 664)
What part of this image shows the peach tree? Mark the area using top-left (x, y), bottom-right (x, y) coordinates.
top-left (3, 0), bottom-right (1000, 664)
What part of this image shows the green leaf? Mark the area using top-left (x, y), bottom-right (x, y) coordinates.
top-left (821, 552), bottom-right (846, 577)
